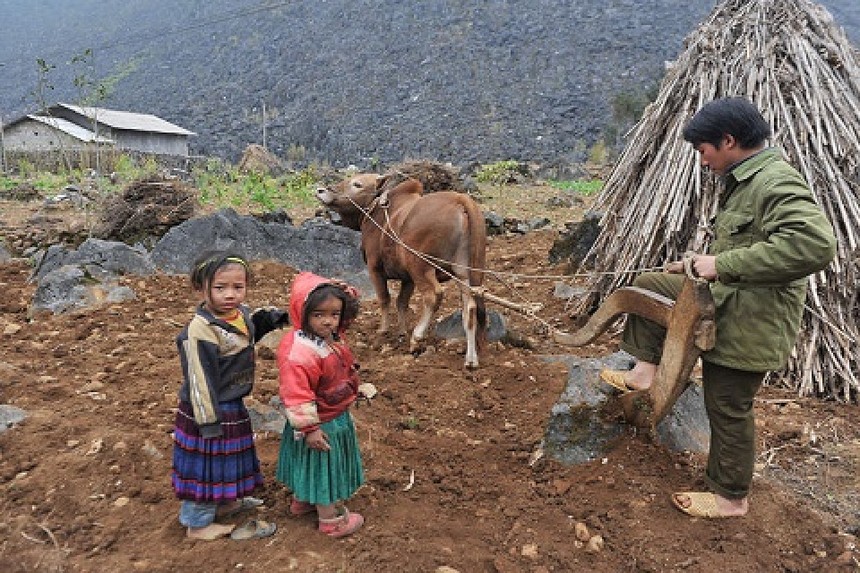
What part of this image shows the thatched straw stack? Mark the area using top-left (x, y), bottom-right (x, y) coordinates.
top-left (575, 0), bottom-right (860, 401)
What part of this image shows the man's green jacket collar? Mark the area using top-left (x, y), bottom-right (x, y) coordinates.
top-left (726, 147), bottom-right (779, 184)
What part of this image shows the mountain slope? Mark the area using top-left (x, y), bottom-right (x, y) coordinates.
top-left (1, 0), bottom-right (858, 166)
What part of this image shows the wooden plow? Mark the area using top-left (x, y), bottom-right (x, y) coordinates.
top-left (551, 269), bottom-right (716, 433)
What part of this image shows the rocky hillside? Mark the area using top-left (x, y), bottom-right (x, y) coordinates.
top-left (1, 0), bottom-right (858, 168)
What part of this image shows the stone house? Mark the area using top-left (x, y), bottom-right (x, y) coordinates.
top-left (1, 103), bottom-right (195, 157)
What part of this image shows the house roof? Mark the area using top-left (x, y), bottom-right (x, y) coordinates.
top-left (27, 115), bottom-right (115, 144)
top-left (55, 103), bottom-right (196, 136)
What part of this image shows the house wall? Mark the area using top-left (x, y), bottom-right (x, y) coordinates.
top-left (113, 130), bottom-right (189, 156)
top-left (42, 107), bottom-right (189, 156)
top-left (2, 120), bottom-right (86, 151)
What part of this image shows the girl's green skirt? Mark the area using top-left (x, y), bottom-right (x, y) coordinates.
top-left (276, 411), bottom-right (365, 506)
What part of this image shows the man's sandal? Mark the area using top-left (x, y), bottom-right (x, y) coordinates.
top-left (599, 369), bottom-right (634, 393)
top-left (672, 492), bottom-right (737, 519)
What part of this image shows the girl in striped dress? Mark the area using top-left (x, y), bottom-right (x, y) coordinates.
top-left (172, 251), bottom-right (286, 541)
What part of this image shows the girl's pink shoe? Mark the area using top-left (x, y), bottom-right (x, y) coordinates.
top-left (318, 508), bottom-right (364, 538)
top-left (289, 498), bottom-right (316, 516)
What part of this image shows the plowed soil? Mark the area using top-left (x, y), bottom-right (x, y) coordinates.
top-left (1, 195), bottom-right (859, 572)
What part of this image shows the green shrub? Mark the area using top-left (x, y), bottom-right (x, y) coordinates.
top-left (475, 160), bottom-right (523, 186)
top-left (30, 172), bottom-right (66, 192)
top-left (113, 154), bottom-right (136, 179)
top-left (275, 167), bottom-right (320, 210)
top-left (587, 140), bottom-right (609, 165)
top-left (17, 159), bottom-right (35, 178)
top-left (141, 155), bottom-right (159, 176)
top-left (193, 161), bottom-right (320, 213)
top-left (0, 176), bottom-right (12, 191)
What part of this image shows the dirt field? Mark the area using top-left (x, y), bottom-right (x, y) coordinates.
top-left (1, 193), bottom-right (859, 572)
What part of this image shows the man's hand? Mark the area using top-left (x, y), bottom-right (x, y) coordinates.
top-left (665, 254), bottom-right (718, 281)
top-left (692, 255), bottom-right (718, 281)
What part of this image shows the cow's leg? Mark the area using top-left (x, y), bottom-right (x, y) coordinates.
top-left (369, 270), bottom-right (392, 334)
top-left (460, 288), bottom-right (479, 368)
top-left (395, 279), bottom-right (415, 339)
top-left (410, 275), bottom-right (443, 355)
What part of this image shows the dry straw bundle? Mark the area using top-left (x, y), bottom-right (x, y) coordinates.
top-left (576, 0), bottom-right (860, 400)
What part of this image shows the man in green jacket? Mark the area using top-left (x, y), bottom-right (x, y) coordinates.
top-left (600, 97), bottom-right (837, 518)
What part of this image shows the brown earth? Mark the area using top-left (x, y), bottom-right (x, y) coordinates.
top-left (1, 190), bottom-right (859, 573)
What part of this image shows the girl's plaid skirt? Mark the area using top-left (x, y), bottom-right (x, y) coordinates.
top-left (172, 399), bottom-right (264, 502)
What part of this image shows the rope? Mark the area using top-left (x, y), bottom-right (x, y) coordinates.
top-left (341, 195), bottom-right (860, 346)
top-left (348, 194), bottom-right (665, 280)
top-left (342, 194), bottom-right (662, 334)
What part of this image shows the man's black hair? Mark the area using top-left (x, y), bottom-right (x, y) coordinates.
top-left (682, 97), bottom-right (772, 149)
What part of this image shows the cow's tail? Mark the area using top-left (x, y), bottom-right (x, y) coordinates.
top-left (466, 197), bottom-right (488, 350)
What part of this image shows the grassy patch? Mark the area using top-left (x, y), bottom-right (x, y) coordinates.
top-left (549, 178), bottom-right (603, 196)
top-left (193, 160), bottom-right (320, 214)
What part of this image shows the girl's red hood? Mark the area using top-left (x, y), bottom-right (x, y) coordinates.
top-left (288, 271), bottom-right (360, 335)
top-left (288, 272), bottom-right (331, 331)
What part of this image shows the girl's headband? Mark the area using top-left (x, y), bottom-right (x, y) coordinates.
top-left (197, 256), bottom-right (248, 272)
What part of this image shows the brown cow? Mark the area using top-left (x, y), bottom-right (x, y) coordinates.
top-left (316, 173), bottom-right (487, 368)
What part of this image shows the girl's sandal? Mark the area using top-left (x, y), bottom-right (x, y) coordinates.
top-left (217, 496), bottom-right (264, 519)
top-left (318, 507), bottom-right (364, 538)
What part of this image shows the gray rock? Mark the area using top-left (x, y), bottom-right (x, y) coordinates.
top-left (527, 217), bottom-right (551, 231)
top-left (245, 395), bottom-right (289, 434)
top-left (150, 208), bottom-right (371, 293)
top-left (548, 211), bottom-right (602, 266)
top-left (25, 209), bottom-right (384, 315)
top-left (483, 211), bottom-right (505, 235)
top-left (433, 309), bottom-right (507, 342)
top-left (32, 238), bottom-right (155, 282)
top-left (542, 351), bottom-right (710, 465)
top-left (30, 265), bottom-right (138, 315)
top-left (553, 281), bottom-right (587, 301)
top-left (655, 382), bottom-right (710, 453)
top-left (0, 241), bottom-right (11, 264)
top-left (0, 404), bottom-right (27, 433)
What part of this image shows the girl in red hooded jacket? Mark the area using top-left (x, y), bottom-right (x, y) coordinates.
top-left (275, 272), bottom-right (365, 538)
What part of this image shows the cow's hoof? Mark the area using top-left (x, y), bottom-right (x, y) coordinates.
top-left (464, 361), bottom-right (479, 370)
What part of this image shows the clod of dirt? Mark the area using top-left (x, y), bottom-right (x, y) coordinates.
top-left (388, 160), bottom-right (467, 194)
top-left (575, 521), bottom-right (591, 542)
top-left (585, 534), bottom-right (605, 553)
top-left (92, 176), bottom-right (196, 245)
top-left (237, 144), bottom-right (284, 175)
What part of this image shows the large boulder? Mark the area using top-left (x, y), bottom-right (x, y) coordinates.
top-left (543, 351), bottom-right (710, 465)
top-left (149, 208), bottom-right (371, 292)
